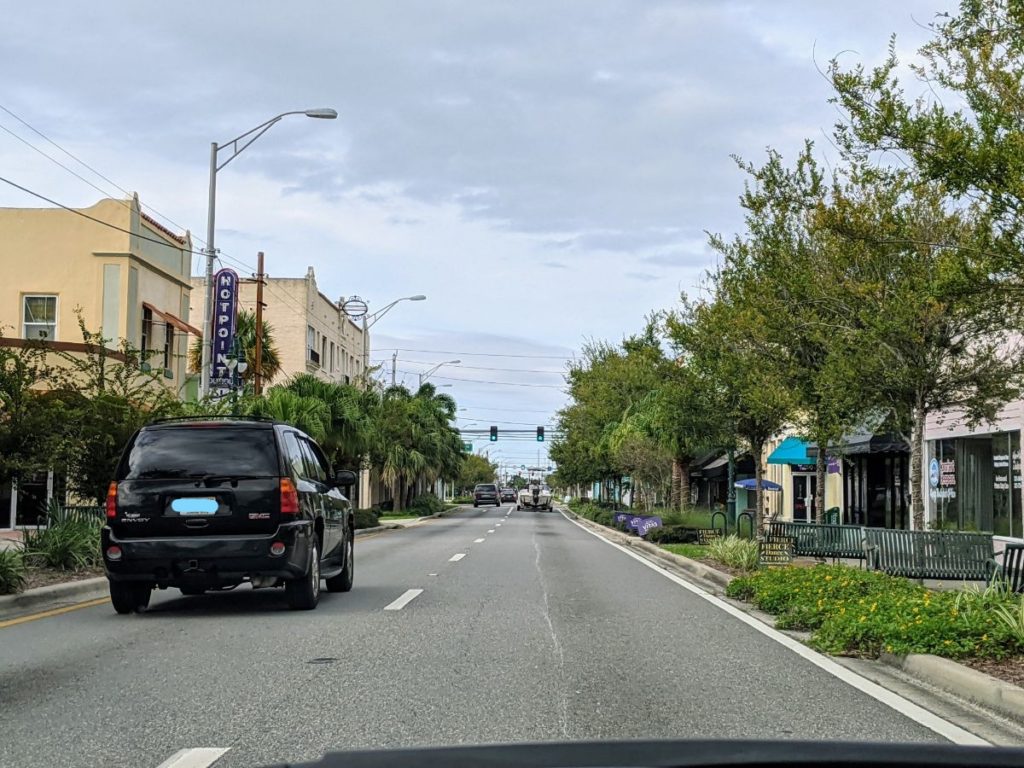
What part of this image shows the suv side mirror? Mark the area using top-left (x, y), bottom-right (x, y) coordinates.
top-left (334, 469), bottom-right (357, 488)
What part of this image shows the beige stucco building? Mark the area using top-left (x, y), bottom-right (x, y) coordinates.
top-left (0, 194), bottom-right (196, 392)
top-left (189, 265), bottom-right (367, 389)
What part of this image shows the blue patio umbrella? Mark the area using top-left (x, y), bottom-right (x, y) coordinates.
top-left (734, 478), bottom-right (783, 491)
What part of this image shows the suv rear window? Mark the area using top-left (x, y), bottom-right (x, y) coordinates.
top-left (118, 427), bottom-right (280, 480)
top-left (475, 484), bottom-right (497, 492)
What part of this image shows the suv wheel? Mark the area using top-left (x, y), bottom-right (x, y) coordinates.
top-left (286, 540), bottom-right (320, 610)
top-left (325, 534), bottom-right (354, 593)
top-left (110, 581), bottom-right (152, 614)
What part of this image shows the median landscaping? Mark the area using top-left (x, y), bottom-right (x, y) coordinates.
top-left (0, 509), bottom-right (104, 595)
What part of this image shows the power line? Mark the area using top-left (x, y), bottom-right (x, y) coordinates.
top-left (375, 358), bottom-right (565, 375)
top-left (0, 173), bottom-right (195, 255)
top-left (376, 347), bottom-right (573, 360)
top-left (0, 101), bottom-right (207, 247)
top-left (393, 369), bottom-right (564, 389)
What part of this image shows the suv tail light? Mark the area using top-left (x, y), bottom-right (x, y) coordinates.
top-left (280, 478), bottom-right (299, 515)
top-left (105, 482), bottom-right (118, 519)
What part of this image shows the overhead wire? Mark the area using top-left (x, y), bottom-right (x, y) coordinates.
top-left (375, 347), bottom-right (573, 360)
top-left (0, 102), bottom-right (207, 248)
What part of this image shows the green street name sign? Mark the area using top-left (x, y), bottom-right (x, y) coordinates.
top-left (462, 442), bottom-right (473, 452)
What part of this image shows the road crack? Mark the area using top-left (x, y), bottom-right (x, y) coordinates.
top-left (533, 532), bottom-right (570, 739)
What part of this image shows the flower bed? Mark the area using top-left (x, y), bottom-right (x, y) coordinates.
top-left (726, 564), bottom-right (1022, 660)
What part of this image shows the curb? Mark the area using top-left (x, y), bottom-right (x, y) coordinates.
top-left (881, 652), bottom-right (1024, 724)
top-left (0, 576), bottom-right (108, 621)
top-left (559, 508), bottom-right (733, 590)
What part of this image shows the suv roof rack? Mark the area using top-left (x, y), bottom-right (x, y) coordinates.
top-left (147, 415), bottom-right (279, 425)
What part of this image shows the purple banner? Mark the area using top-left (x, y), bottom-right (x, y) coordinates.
top-left (634, 516), bottom-right (663, 536)
top-left (827, 456), bottom-right (840, 474)
top-left (209, 268), bottom-right (239, 391)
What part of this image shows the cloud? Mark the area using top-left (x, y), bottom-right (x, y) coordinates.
top-left (625, 272), bottom-right (660, 283)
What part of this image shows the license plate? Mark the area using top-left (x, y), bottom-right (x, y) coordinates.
top-left (170, 497), bottom-right (219, 515)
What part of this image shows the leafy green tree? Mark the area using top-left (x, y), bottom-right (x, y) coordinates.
top-left (283, 374), bottom-right (376, 468)
top-left (245, 388), bottom-right (331, 442)
top-left (457, 453), bottom-right (497, 493)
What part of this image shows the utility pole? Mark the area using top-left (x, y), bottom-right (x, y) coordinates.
top-left (253, 251), bottom-right (266, 396)
top-left (391, 351), bottom-right (397, 386)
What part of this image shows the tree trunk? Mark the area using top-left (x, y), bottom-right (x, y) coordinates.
top-left (753, 441), bottom-right (765, 533)
top-left (815, 449), bottom-right (827, 524)
top-left (679, 459), bottom-right (691, 512)
top-left (392, 479), bottom-right (403, 511)
top-left (670, 457), bottom-right (682, 510)
top-left (910, 404), bottom-right (925, 531)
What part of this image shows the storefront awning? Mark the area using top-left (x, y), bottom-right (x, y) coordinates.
top-left (767, 436), bottom-right (811, 465)
top-left (143, 302), bottom-right (202, 336)
top-left (808, 431), bottom-right (909, 457)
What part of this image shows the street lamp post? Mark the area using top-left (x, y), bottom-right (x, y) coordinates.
top-left (200, 107), bottom-right (337, 399)
top-left (418, 359), bottom-right (460, 388)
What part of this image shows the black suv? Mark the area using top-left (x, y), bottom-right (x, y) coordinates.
top-left (102, 417), bottom-right (357, 613)
top-left (473, 483), bottom-right (501, 507)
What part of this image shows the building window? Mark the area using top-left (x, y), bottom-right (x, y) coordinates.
top-left (330, 342), bottom-right (335, 372)
top-left (307, 325), bottom-right (318, 364)
top-left (23, 295), bottom-right (57, 340)
top-left (141, 307), bottom-right (153, 354)
top-left (163, 323), bottom-right (174, 372)
top-left (321, 337), bottom-right (327, 369)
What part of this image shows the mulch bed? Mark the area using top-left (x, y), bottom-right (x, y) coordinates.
top-left (21, 565), bottom-right (104, 591)
top-left (962, 656), bottom-right (1024, 689)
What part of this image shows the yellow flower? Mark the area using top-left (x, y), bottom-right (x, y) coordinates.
top-left (912, 606), bottom-right (919, 613)
top-left (982, 634), bottom-right (988, 642)
top-left (870, 603), bottom-right (877, 612)
top-left (886, 644), bottom-right (893, 652)
top-left (943, 640), bottom-right (952, 645)
top-left (840, 607), bottom-right (846, 615)
top-left (859, 615), bottom-right (867, 622)
top-left (825, 575), bottom-right (833, 581)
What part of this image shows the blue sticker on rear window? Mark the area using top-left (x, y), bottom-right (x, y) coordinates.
top-left (171, 498), bottom-right (219, 514)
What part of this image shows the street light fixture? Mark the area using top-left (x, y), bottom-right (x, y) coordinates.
top-left (419, 359), bottom-right (460, 387)
top-left (199, 107), bottom-right (338, 399)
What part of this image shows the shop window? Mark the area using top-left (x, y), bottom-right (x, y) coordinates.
top-left (23, 295), bottom-right (57, 340)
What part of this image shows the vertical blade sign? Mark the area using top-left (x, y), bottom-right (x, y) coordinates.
top-left (209, 268), bottom-right (239, 394)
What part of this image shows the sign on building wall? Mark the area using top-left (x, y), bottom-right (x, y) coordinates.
top-left (209, 268), bottom-right (239, 393)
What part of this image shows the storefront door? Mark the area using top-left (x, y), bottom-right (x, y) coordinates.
top-left (792, 474), bottom-right (816, 522)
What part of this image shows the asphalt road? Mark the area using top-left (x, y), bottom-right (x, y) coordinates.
top-left (0, 505), bottom-right (972, 767)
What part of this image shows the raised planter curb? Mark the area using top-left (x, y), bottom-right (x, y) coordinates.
top-left (0, 576), bottom-right (108, 621)
top-left (882, 652), bottom-right (1024, 724)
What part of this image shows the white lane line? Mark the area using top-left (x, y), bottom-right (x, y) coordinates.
top-left (383, 588), bottom-right (424, 611)
top-left (487, 529), bottom-right (495, 533)
top-left (449, 553), bottom-right (466, 562)
top-left (558, 510), bottom-right (989, 747)
top-left (496, 523), bottom-right (502, 527)
top-left (428, 572), bottom-right (438, 576)
top-left (155, 748), bottom-right (230, 768)
top-left (474, 538), bottom-right (486, 543)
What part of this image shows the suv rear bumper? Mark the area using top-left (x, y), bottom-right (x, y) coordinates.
top-left (102, 521), bottom-right (314, 588)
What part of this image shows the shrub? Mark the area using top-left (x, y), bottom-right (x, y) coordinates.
top-left (593, 509), bottom-right (613, 526)
top-left (726, 564), bottom-right (1022, 659)
top-left (994, 596), bottom-right (1024, 646)
top-left (453, 495), bottom-right (474, 504)
top-left (707, 535), bottom-right (759, 571)
top-left (0, 549), bottom-right (26, 594)
top-left (22, 518), bottom-right (102, 571)
top-left (407, 494), bottom-right (444, 517)
top-left (353, 508), bottom-right (380, 529)
top-left (645, 526), bottom-right (701, 544)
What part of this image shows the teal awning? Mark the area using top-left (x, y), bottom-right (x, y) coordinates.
top-left (767, 436), bottom-right (811, 465)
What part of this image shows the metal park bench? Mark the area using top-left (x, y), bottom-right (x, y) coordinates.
top-left (1000, 543), bottom-right (1024, 593)
top-left (862, 528), bottom-right (998, 581)
top-left (766, 522), bottom-right (865, 562)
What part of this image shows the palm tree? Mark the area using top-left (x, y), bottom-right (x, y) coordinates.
top-left (243, 388), bottom-right (330, 441)
top-left (188, 309), bottom-right (281, 385)
top-left (284, 374), bottom-right (376, 468)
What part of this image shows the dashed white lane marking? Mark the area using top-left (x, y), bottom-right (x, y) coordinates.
top-left (428, 572), bottom-right (438, 576)
top-left (496, 523), bottom-right (502, 527)
top-left (449, 553), bottom-right (466, 562)
top-left (155, 748), bottom-right (230, 768)
top-left (383, 588), bottom-right (424, 611)
top-left (558, 509), bottom-right (989, 746)
top-left (487, 529), bottom-right (495, 533)
top-left (474, 538), bottom-right (486, 543)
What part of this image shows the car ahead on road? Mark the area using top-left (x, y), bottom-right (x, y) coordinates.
top-left (500, 487), bottom-right (516, 502)
top-left (102, 416), bottom-right (358, 614)
top-left (473, 483), bottom-right (501, 507)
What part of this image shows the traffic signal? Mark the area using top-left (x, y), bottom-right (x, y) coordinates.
top-left (489, 426), bottom-right (498, 441)
top-left (536, 426), bottom-right (545, 442)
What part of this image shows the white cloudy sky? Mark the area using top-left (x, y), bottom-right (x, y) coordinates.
top-left (1, 0), bottom-right (944, 468)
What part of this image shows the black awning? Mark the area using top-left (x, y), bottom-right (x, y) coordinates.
top-left (808, 431), bottom-right (909, 457)
top-left (703, 454), bottom-right (754, 480)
